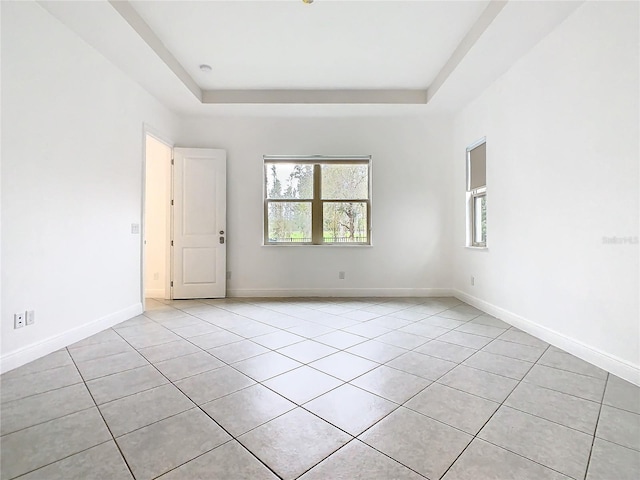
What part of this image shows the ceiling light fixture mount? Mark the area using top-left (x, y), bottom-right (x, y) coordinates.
top-left (199, 64), bottom-right (212, 73)
top-left (302, 0), bottom-right (314, 4)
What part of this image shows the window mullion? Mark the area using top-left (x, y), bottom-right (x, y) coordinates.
top-left (264, 199), bottom-right (269, 244)
top-left (312, 164), bottom-right (323, 244)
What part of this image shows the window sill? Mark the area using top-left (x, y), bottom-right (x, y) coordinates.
top-left (262, 243), bottom-right (373, 248)
top-left (464, 245), bottom-right (488, 251)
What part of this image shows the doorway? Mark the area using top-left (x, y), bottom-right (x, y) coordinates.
top-left (142, 133), bottom-right (228, 304)
top-left (144, 133), bottom-right (172, 301)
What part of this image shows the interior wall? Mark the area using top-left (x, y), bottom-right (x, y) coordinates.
top-left (1, 1), bottom-right (178, 372)
top-left (175, 114), bottom-right (454, 297)
top-left (144, 135), bottom-right (172, 299)
top-left (451, 1), bottom-right (639, 382)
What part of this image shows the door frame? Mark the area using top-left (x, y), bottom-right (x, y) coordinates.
top-left (141, 124), bottom-right (174, 311)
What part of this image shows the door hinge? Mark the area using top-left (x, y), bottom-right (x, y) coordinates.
top-left (171, 240), bottom-right (174, 246)
top-left (170, 281), bottom-right (173, 287)
top-left (171, 199), bottom-right (174, 206)
top-left (171, 156), bottom-right (174, 165)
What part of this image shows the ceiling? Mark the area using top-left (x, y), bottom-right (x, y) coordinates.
top-left (38, 0), bottom-right (583, 116)
top-left (129, 0), bottom-right (489, 90)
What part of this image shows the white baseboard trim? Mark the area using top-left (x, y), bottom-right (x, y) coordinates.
top-left (454, 290), bottom-right (640, 387)
top-left (227, 287), bottom-right (453, 298)
top-left (0, 303), bottom-right (143, 375)
top-left (144, 289), bottom-right (165, 299)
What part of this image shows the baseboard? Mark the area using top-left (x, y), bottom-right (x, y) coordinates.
top-left (227, 287), bottom-right (454, 298)
top-left (0, 303), bottom-right (143, 374)
top-left (453, 290), bottom-right (640, 387)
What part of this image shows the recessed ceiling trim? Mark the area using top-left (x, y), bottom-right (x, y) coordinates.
top-left (109, 0), bottom-right (504, 106)
top-left (427, 0), bottom-right (508, 103)
top-left (201, 89), bottom-right (427, 105)
top-left (108, 0), bottom-right (202, 102)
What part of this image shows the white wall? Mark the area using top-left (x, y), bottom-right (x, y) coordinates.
top-left (144, 135), bottom-right (172, 299)
top-left (1, 2), bottom-right (178, 372)
top-left (176, 115), bottom-right (454, 297)
top-left (451, 1), bottom-right (639, 383)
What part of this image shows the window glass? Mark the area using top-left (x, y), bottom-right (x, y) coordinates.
top-left (267, 202), bottom-right (312, 243)
top-left (473, 195), bottom-right (486, 246)
top-left (321, 164), bottom-right (369, 200)
top-left (265, 164), bottom-right (313, 199)
top-left (323, 202), bottom-right (368, 243)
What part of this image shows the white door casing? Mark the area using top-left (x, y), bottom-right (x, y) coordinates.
top-left (172, 148), bottom-right (226, 299)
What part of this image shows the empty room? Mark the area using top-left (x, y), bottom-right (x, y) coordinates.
top-left (1, 0), bottom-right (638, 479)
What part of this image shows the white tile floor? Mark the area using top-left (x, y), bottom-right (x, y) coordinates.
top-left (1, 297), bottom-right (639, 479)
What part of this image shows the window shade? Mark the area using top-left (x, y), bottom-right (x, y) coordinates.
top-left (468, 142), bottom-right (486, 191)
top-left (264, 155), bottom-right (370, 164)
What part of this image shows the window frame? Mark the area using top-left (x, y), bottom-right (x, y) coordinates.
top-left (470, 187), bottom-right (487, 248)
top-left (466, 138), bottom-right (487, 248)
top-left (263, 155), bottom-right (372, 246)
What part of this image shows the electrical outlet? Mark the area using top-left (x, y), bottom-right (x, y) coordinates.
top-left (14, 312), bottom-right (25, 329)
top-left (153, 272), bottom-right (159, 281)
top-left (131, 223), bottom-right (140, 234)
top-left (339, 271), bottom-right (346, 280)
top-left (26, 310), bottom-right (35, 326)
top-left (470, 276), bottom-right (475, 286)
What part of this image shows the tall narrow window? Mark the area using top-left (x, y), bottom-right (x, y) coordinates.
top-left (264, 156), bottom-right (371, 245)
top-left (466, 140), bottom-right (486, 247)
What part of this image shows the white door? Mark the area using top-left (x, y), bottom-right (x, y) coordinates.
top-left (172, 148), bottom-right (226, 299)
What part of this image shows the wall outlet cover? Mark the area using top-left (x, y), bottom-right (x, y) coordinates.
top-left (14, 313), bottom-right (25, 329)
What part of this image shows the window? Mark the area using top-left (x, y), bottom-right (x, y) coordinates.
top-left (466, 139), bottom-right (486, 247)
top-left (264, 156), bottom-right (371, 245)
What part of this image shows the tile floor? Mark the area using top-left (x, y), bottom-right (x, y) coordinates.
top-left (1, 297), bottom-right (639, 479)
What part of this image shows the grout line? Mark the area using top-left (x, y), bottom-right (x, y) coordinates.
top-left (9, 440), bottom-right (116, 480)
top-left (528, 361), bottom-right (609, 381)
top-left (107, 406), bottom-right (202, 443)
top-left (470, 437), bottom-right (583, 480)
top-left (449, 361), bottom-right (532, 382)
top-left (583, 373), bottom-right (608, 480)
top-left (85, 303), bottom-right (609, 433)
top-left (0, 402), bottom-right (96, 438)
top-left (436, 344), bottom-right (550, 479)
top-left (110, 326), bottom-right (284, 480)
top-left (115, 299), bottom-right (456, 477)
top-left (146, 437), bottom-right (284, 480)
top-left (0, 377), bottom-right (85, 411)
top-left (5, 297), bottom-right (630, 480)
top-left (291, 435), bottom-right (426, 480)
top-left (583, 435), bottom-right (640, 455)
top-left (0, 352), bottom-right (75, 381)
top-left (64, 348), bottom-right (138, 480)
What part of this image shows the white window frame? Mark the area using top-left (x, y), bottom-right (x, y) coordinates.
top-left (263, 155), bottom-right (372, 246)
top-left (466, 138), bottom-right (487, 248)
top-left (470, 187), bottom-right (487, 248)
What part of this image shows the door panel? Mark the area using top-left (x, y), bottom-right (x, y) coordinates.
top-left (182, 248), bottom-right (217, 284)
top-left (183, 157), bottom-right (217, 235)
top-left (173, 148), bottom-right (226, 299)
